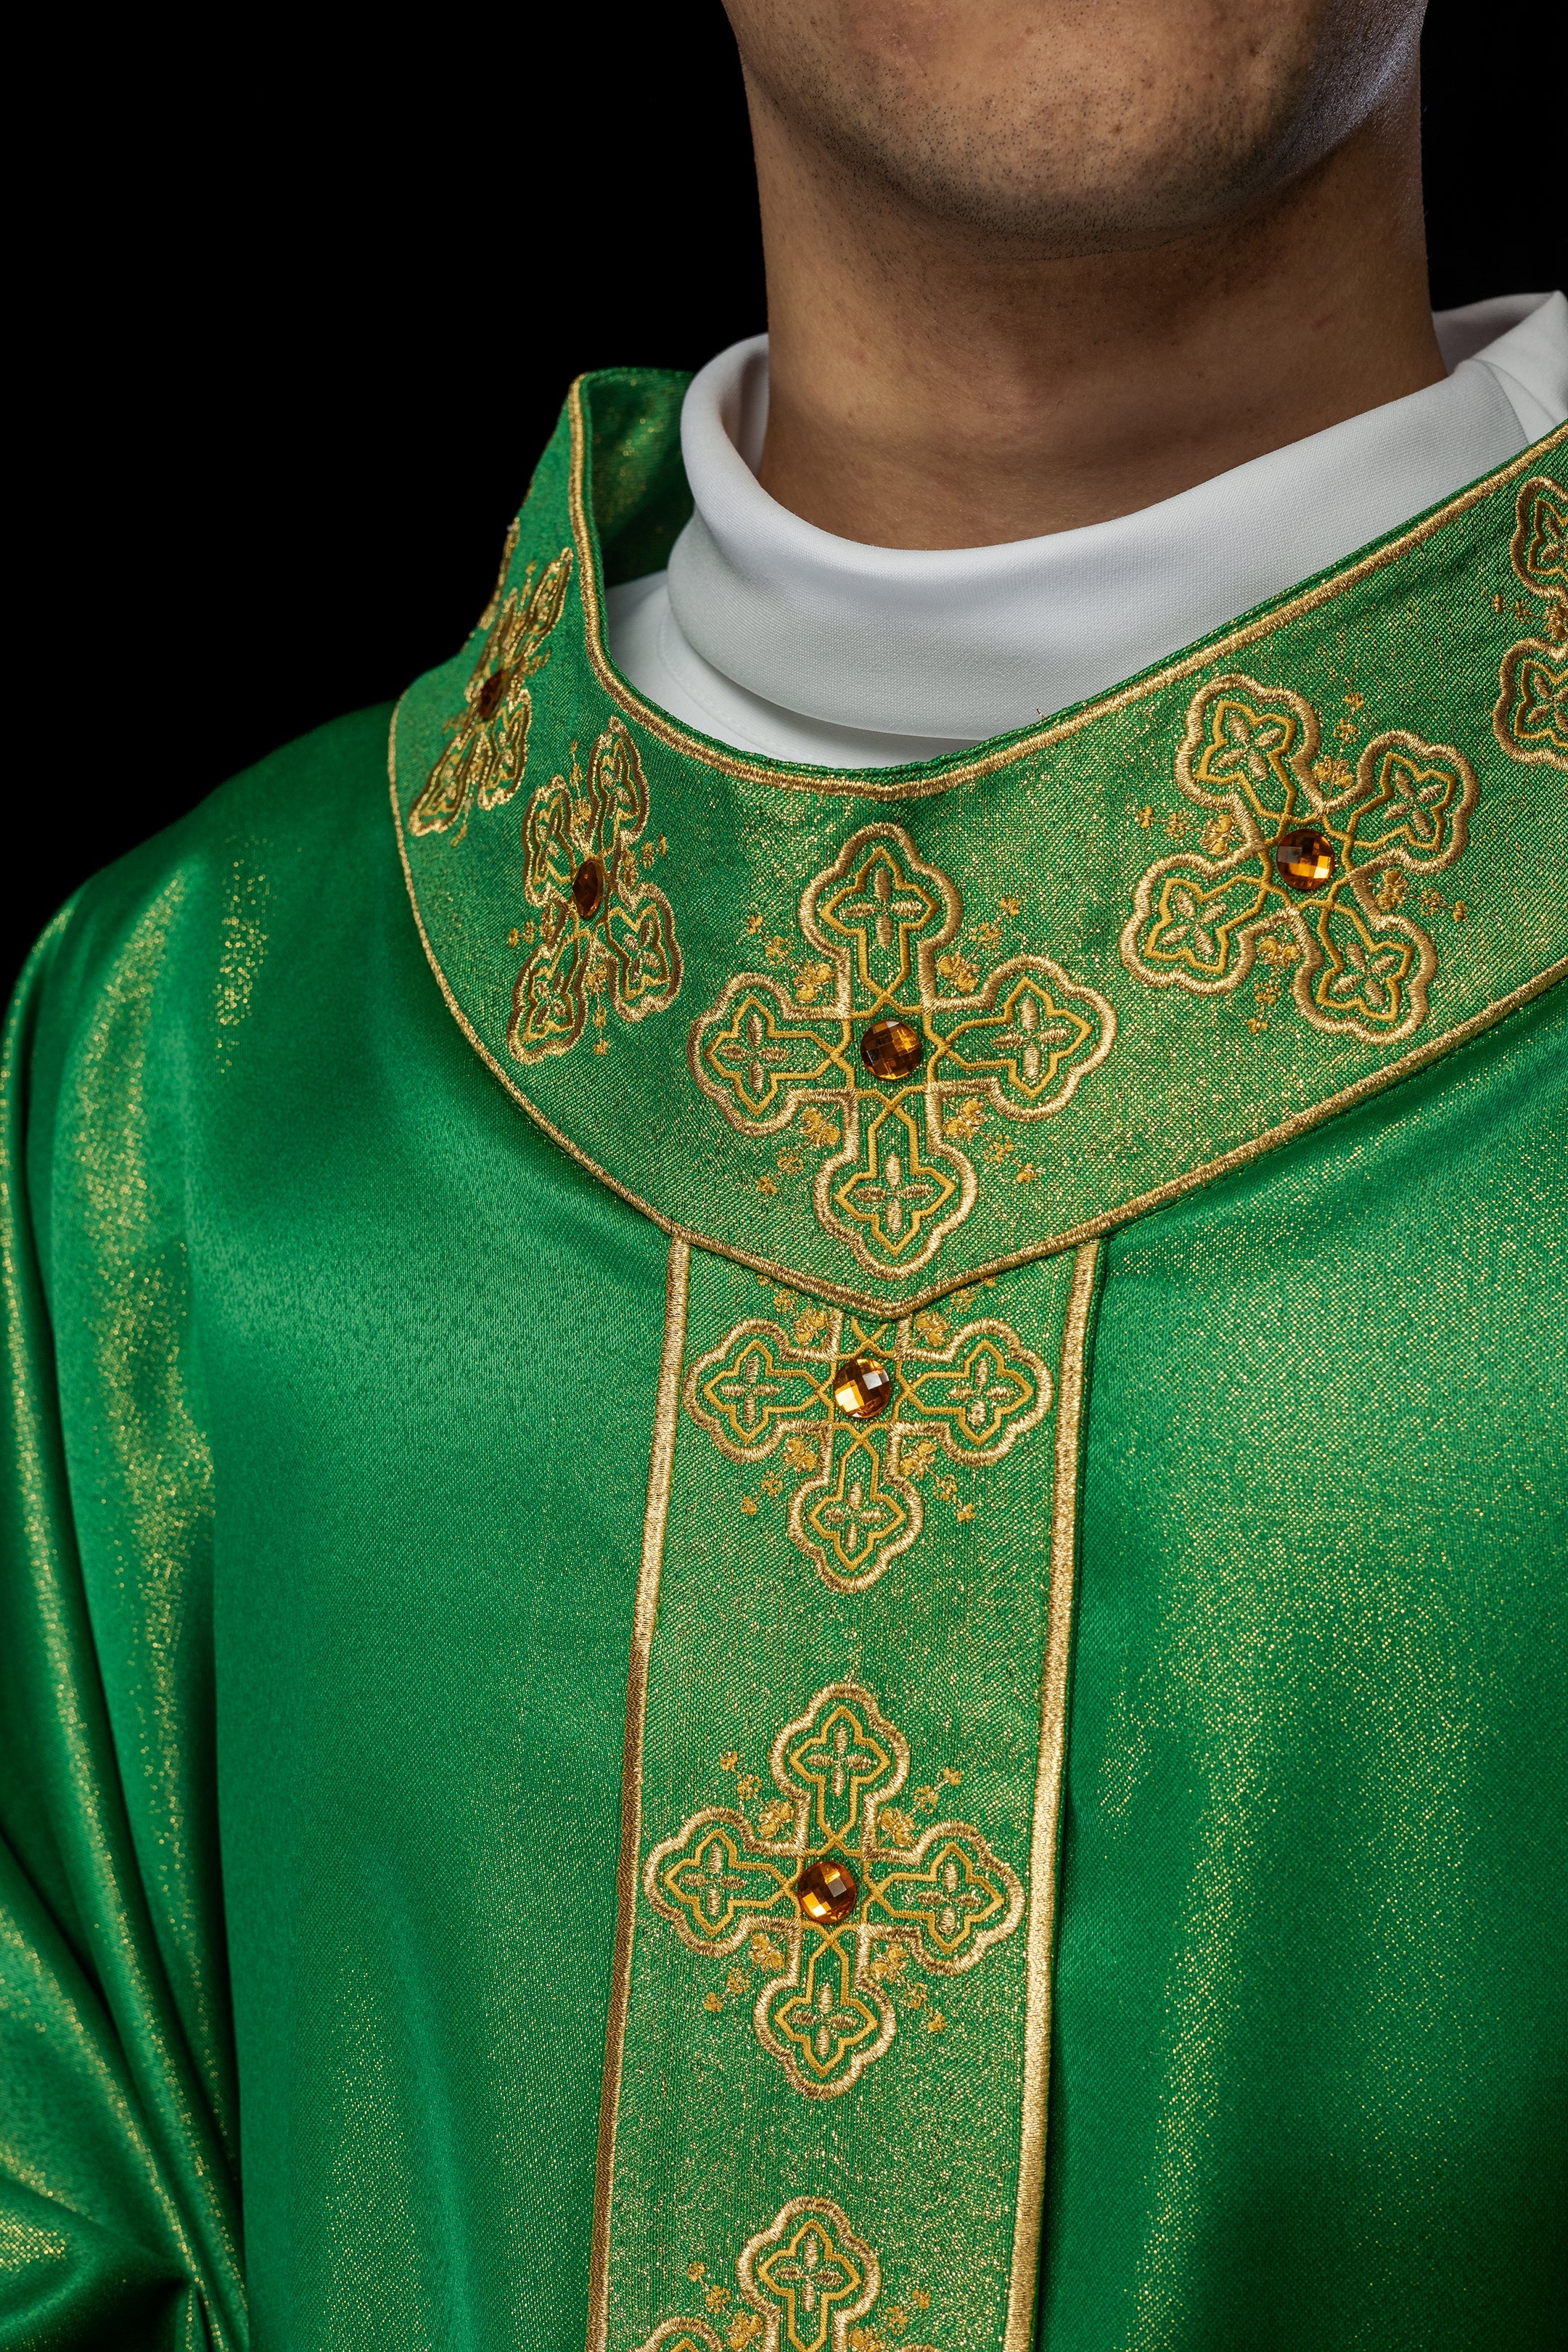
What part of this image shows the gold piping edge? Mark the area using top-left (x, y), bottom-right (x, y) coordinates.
top-left (568, 385), bottom-right (1567, 800)
top-left (385, 729), bottom-right (1567, 1312)
top-left (586, 1232), bottom-right (691, 2352)
top-left (1002, 1239), bottom-right (1100, 2352)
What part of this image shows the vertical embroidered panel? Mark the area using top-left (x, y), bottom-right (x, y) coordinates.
top-left (591, 1239), bottom-right (1100, 2352)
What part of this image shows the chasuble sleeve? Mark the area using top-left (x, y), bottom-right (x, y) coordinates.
top-left (1, 899), bottom-right (243, 2352)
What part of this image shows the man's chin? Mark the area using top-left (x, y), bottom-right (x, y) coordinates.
top-left (731, 0), bottom-right (1423, 258)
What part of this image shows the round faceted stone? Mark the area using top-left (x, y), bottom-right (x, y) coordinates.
top-left (832, 1356), bottom-right (893, 1420)
top-left (1273, 827), bottom-right (1336, 890)
top-left (571, 856), bottom-right (606, 918)
top-left (796, 1857), bottom-right (858, 1926)
top-left (475, 667), bottom-right (509, 721)
top-left (859, 1017), bottom-right (923, 1079)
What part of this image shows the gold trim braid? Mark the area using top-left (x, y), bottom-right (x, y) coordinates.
top-left (1003, 1239), bottom-right (1100, 2352)
top-left (588, 1235), bottom-right (691, 2352)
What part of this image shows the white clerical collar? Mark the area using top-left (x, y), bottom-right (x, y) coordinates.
top-left (606, 291), bottom-right (1568, 769)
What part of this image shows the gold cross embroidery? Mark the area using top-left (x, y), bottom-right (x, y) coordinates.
top-left (1493, 475), bottom-right (1568, 772)
top-left (409, 546), bottom-right (573, 837)
top-left (635, 2199), bottom-right (937, 2352)
top-left (644, 1684), bottom-right (1023, 2097)
top-left (506, 717), bottom-right (681, 1062)
top-left (684, 1306), bottom-right (1051, 1591)
top-left (690, 824), bottom-right (1113, 1277)
top-left (1122, 673), bottom-right (1478, 1042)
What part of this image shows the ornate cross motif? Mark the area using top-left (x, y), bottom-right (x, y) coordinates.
top-left (410, 547), bottom-right (574, 835)
top-left (644, 1683), bottom-right (1023, 2098)
top-left (684, 1301), bottom-right (1051, 1591)
top-left (689, 824), bottom-right (1114, 1277)
top-left (635, 2198), bottom-right (937, 2352)
top-left (1121, 673), bottom-right (1477, 1043)
top-left (750, 2211), bottom-right (862, 2352)
top-left (505, 717), bottom-right (681, 1062)
top-left (1494, 475), bottom-right (1568, 771)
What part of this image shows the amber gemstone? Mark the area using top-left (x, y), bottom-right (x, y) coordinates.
top-left (796, 1857), bottom-right (858, 1926)
top-left (1273, 828), bottom-right (1336, 890)
top-left (832, 1356), bottom-right (893, 1420)
top-left (475, 667), bottom-right (509, 721)
top-left (859, 1017), bottom-right (923, 1080)
top-left (571, 856), bottom-right (606, 918)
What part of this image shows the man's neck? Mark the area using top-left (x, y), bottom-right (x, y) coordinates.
top-left (750, 81), bottom-right (1444, 550)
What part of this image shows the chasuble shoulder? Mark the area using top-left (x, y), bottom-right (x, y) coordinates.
top-left (1, 374), bottom-right (1564, 2352)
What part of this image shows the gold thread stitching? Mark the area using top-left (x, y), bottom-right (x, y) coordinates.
top-left (643, 1681), bottom-right (1023, 2097)
top-left (1494, 639), bottom-right (1568, 769)
top-left (635, 2326), bottom-right (727, 2352)
top-left (1121, 676), bottom-right (1477, 1044)
top-left (410, 547), bottom-right (573, 835)
top-left (636, 2200), bottom-right (938, 2352)
top-left (1493, 475), bottom-right (1568, 770)
top-left (1508, 471), bottom-right (1568, 606)
top-left (737, 2203), bottom-right (881, 2352)
top-left (690, 824), bottom-right (1113, 1275)
top-left (684, 1305), bottom-right (1051, 1590)
top-left (509, 717), bottom-right (681, 1062)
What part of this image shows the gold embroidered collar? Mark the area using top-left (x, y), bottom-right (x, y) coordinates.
top-left (390, 372), bottom-right (1568, 1312)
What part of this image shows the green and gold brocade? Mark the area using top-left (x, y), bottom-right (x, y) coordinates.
top-left (1, 377), bottom-right (1564, 2352)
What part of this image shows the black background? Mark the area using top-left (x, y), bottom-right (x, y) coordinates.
top-left (7, 0), bottom-right (1557, 1004)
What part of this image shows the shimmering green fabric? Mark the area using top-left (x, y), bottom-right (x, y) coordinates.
top-left (3, 713), bottom-right (674, 2351)
top-left (1048, 982), bottom-right (1567, 2347)
top-left (1, 377), bottom-right (1564, 2352)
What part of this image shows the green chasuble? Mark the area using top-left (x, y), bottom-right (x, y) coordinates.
top-left (2, 377), bottom-right (1566, 2352)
